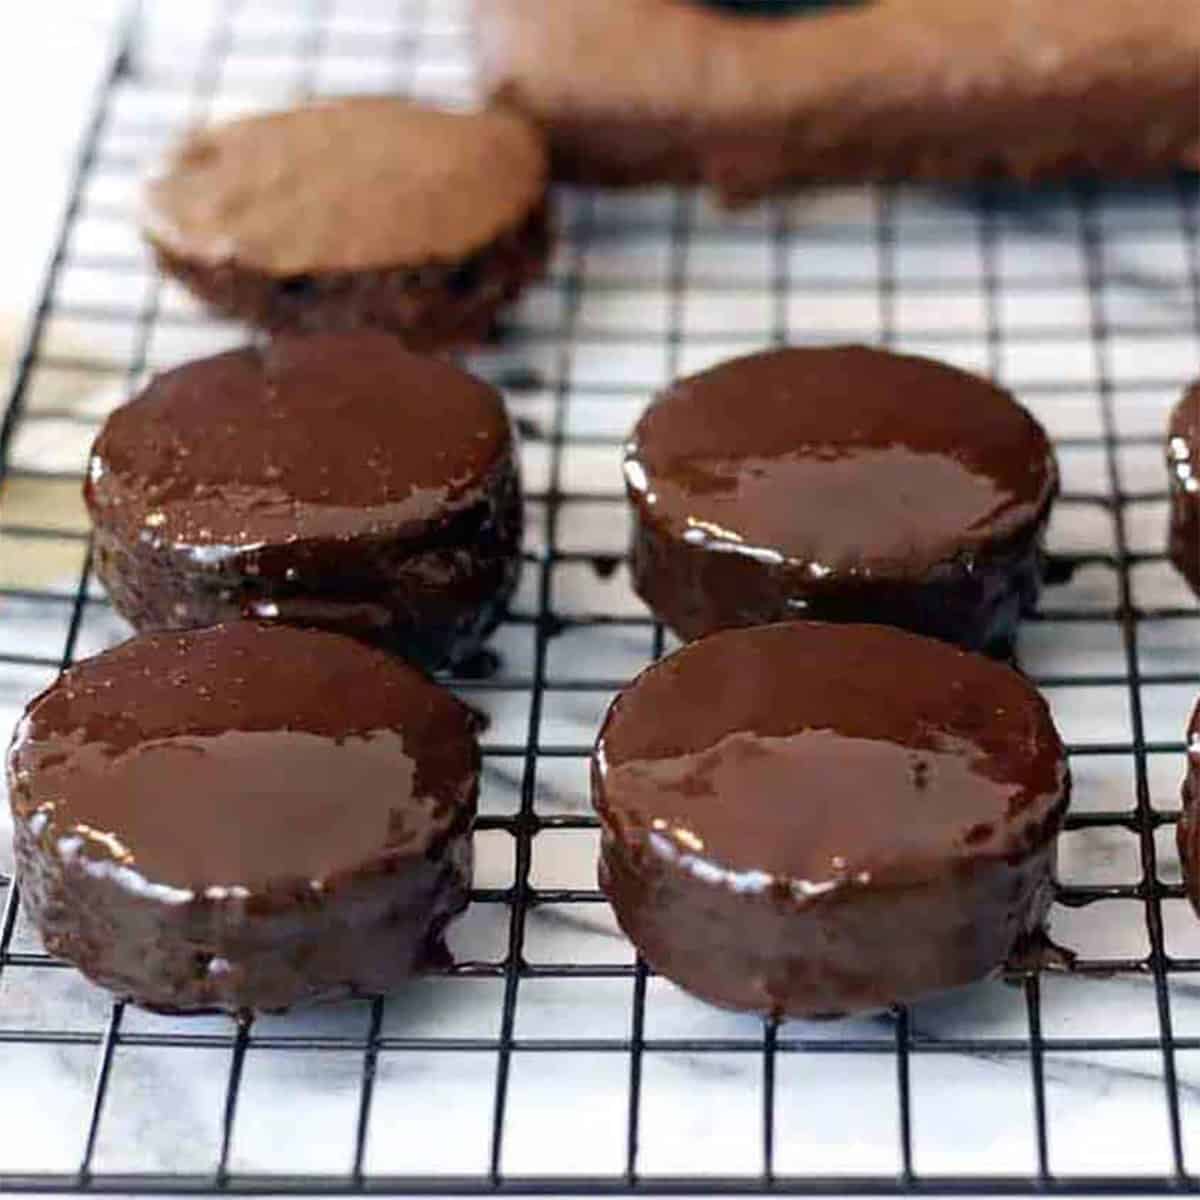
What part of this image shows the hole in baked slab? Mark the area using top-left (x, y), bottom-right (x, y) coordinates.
top-left (278, 274), bottom-right (316, 297)
top-left (445, 257), bottom-right (483, 297)
top-left (692, 0), bottom-right (868, 13)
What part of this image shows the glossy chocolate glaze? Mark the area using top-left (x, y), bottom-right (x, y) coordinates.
top-left (7, 622), bottom-right (479, 1013)
top-left (86, 334), bottom-right (523, 668)
top-left (1181, 695), bottom-right (1200, 917)
top-left (626, 345), bottom-right (1057, 652)
top-left (593, 621), bottom-right (1069, 1017)
top-left (1168, 381), bottom-right (1200, 597)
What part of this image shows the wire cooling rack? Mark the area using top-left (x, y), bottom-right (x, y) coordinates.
top-left (1, 0), bottom-right (1200, 1194)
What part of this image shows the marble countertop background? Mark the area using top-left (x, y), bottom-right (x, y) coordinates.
top-left (1, 0), bottom-right (1199, 1192)
top-left (0, 2), bottom-right (123, 376)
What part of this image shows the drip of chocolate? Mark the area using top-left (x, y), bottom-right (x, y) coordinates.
top-left (590, 555), bottom-right (622, 580)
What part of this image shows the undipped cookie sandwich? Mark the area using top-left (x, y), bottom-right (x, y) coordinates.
top-left (142, 97), bottom-right (550, 346)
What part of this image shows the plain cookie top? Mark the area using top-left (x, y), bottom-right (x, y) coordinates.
top-left (142, 97), bottom-right (548, 275)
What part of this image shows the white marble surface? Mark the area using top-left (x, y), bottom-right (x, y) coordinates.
top-left (0, 2), bottom-right (122, 379)
top-left (1, 0), bottom-right (1200, 1189)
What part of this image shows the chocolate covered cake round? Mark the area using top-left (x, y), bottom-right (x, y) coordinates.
top-left (142, 97), bottom-right (550, 347)
top-left (625, 345), bottom-right (1058, 654)
top-left (592, 621), bottom-right (1069, 1017)
top-left (7, 622), bottom-right (479, 1013)
top-left (86, 333), bottom-right (522, 669)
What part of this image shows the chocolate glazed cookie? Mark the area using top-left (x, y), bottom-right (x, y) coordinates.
top-left (1181, 697), bottom-right (1200, 917)
top-left (7, 623), bottom-right (479, 1013)
top-left (593, 621), bottom-right (1070, 1017)
top-left (86, 333), bottom-right (522, 670)
top-left (625, 345), bottom-right (1058, 655)
top-left (142, 97), bottom-right (550, 347)
top-left (476, 0), bottom-right (1200, 204)
top-left (1167, 381), bottom-right (1200, 597)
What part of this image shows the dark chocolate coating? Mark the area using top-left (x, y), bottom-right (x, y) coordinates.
top-left (625, 345), bottom-right (1057, 653)
top-left (142, 98), bottom-right (551, 347)
top-left (6, 622), bottom-right (478, 1013)
top-left (593, 621), bottom-right (1069, 1017)
top-left (1181, 696), bottom-right (1200, 917)
top-left (478, 0), bottom-right (1200, 206)
top-left (86, 334), bottom-right (522, 670)
top-left (1168, 381), bottom-right (1200, 598)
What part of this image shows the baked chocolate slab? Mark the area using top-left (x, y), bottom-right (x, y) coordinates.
top-left (625, 345), bottom-right (1057, 654)
top-left (477, 0), bottom-right (1200, 204)
top-left (7, 623), bottom-right (479, 1013)
top-left (86, 333), bottom-right (522, 670)
top-left (592, 621), bottom-right (1069, 1017)
top-left (142, 97), bottom-right (550, 346)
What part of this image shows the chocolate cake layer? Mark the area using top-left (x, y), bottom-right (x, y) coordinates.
top-left (7, 622), bottom-right (479, 1013)
top-left (86, 333), bottom-right (522, 669)
top-left (143, 97), bottom-right (550, 344)
top-left (593, 621), bottom-right (1070, 1017)
top-left (625, 345), bottom-right (1057, 654)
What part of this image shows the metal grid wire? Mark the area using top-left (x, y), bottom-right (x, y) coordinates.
top-left (1, 0), bottom-right (1199, 1193)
